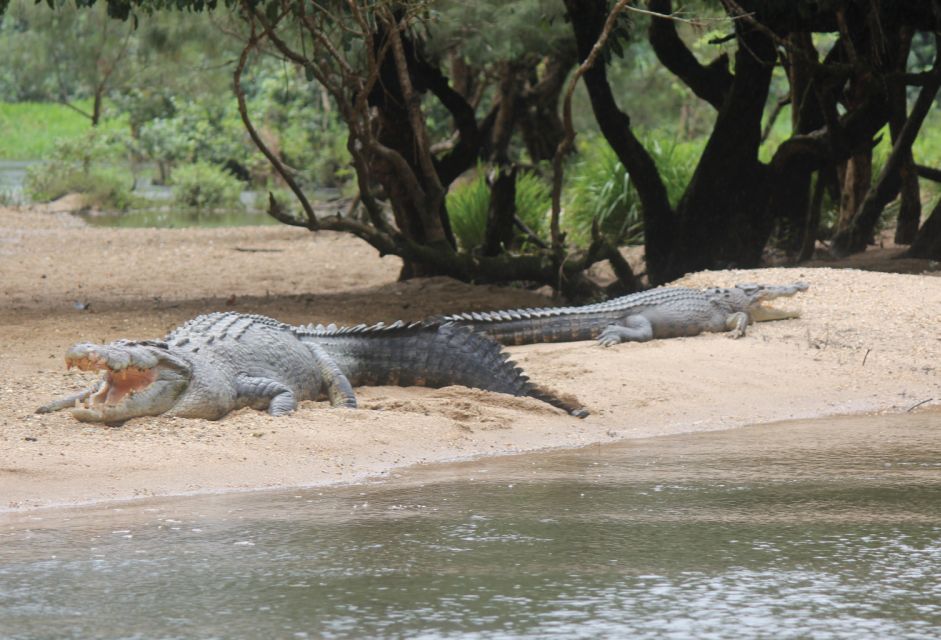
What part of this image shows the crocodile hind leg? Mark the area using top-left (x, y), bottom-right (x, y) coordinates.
top-left (307, 342), bottom-right (357, 409)
top-left (597, 315), bottom-right (654, 347)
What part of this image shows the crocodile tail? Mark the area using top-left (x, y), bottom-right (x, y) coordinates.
top-left (298, 321), bottom-right (588, 418)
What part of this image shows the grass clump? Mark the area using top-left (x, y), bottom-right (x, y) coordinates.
top-left (170, 161), bottom-right (244, 210)
top-left (0, 101), bottom-right (125, 160)
top-left (447, 166), bottom-right (551, 251)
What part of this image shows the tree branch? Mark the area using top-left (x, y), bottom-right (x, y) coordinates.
top-left (916, 163), bottom-right (941, 182)
top-left (647, 0), bottom-right (733, 110)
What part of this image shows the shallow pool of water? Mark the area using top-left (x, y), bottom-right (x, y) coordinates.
top-left (0, 160), bottom-right (33, 204)
top-left (1, 411), bottom-right (939, 639)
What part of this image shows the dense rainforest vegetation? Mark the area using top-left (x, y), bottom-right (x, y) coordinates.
top-left (2, 0), bottom-right (940, 296)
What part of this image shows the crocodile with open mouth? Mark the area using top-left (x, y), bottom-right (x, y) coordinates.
top-left (37, 312), bottom-right (587, 423)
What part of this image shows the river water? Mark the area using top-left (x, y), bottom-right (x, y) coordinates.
top-left (1, 411), bottom-right (939, 639)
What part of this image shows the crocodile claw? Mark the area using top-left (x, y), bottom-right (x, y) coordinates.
top-left (597, 327), bottom-right (622, 347)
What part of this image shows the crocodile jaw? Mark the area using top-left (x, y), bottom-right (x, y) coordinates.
top-left (65, 344), bottom-right (190, 423)
top-left (737, 282), bottom-right (808, 323)
top-left (749, 305), bottom-right (801, 322)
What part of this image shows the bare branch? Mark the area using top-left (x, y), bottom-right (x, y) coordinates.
top-left (626, 2), bottom-right (737, 24)
top-left (761, 95), bottom-right (791, 143)
top-left (300, 13), bottom-right (355, 78)
top-left (234, 29), bottom-right (320, 228)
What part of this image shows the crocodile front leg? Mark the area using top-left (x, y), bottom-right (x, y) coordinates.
top-left (725, 311), bottom-right (750, 338)
top-left (36, 381), bottom-right (104, 414)
top-left (235, 374), bottom-right (298, 416)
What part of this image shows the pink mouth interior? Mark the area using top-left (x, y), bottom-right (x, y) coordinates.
top-left (67, 355), bottom-right (157, 407)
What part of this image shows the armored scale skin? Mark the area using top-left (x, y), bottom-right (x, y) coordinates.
top-left (441, 283), bottom-right (809, 347)
top-left (37, 312), bottom-right (587, 423)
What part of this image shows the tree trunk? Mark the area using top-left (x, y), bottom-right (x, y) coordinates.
top-left (908, 197), bottom-right (941, 258)
top-left (564, 0), bottom-right (675, 284)
top-left (368, 22), bottom-right (457, 278)
top-left (835, 152), bottom-right (872, 235)
top-left (831, 35), bottom-right (941, 256)
top-left (489, 63), bottom-right (521, 163)
top-left (664, 21), bottom-right (776, 279)
top-left (518, 51), bottom-right (575, 163)
top-left (891, 28), bottom-right (921, 245)
top-left (893, 150), bottom-right (921, 245)
top-left (798, 171), bottom-right (827, 261)
top-left (772, 31), bottom-right (821, 256)
top-left (92, 85), bottom-right (103, 127)
top-left (483, 164), bottom-right (518, 256)
top-left (647, 0), bottom-right (731, 110)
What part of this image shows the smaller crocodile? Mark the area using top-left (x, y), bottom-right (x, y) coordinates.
top-left (37, 312), bottom-right (587, 423)
top-left (442, 283), bottom-right (809, 346)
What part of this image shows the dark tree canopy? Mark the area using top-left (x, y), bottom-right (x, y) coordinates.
top-left (567, 0), bottom-right (941, 281)
top-left (10, 0), bottom-right (941, 292)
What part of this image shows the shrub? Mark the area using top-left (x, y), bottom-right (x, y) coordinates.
top-left (170, 161), bottom-right (243, 210)
top-left (446, 166), bottom-right (552, 251)
top-left (563, 132), bottom-right (702, 246)
top-left (23, 128), bottom-right (135, 210)
top-left (564, 140), bottom-right (639, 246)
top-left (447, 170), bottom-right (491, 250)
top-left (136, 97), bottom-right (251, 183)
top-left (515, 169), bottom-right (553, 239)
top-left (26, 167), bottom-right (135, 211)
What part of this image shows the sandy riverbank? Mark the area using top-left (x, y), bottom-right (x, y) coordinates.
top-left (1, 206), bottom-right (939, 511)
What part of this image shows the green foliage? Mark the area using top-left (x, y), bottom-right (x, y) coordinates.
top-left (137, 97), bottom-right (251, 178)
top-left (649, 134), bottom-right (702, 206)
top-left (424, 0), bottom-right (572, 66)
top-left (515, 169), bottom-right (553, 238)
top-left (564, 139), bottom-right (640, 246)
top-left (447, 172), bottom-right (491, 251)
top-left (0, 0), bottom-right (235, 104)
top-left (170, 161), bottom-right (243, 210)
top-left (252, 66), bottom-right (352, 189)
top-left (913, 111), bottom-right (941, 172)
top-left (564, 133), bottom-right (702, 246)
top-left (914, 111), bottom-right (941, 204)
top-left (24, 127), bottom-right (134, 210)
top-left (447, 166), bottom-right (552, 251)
